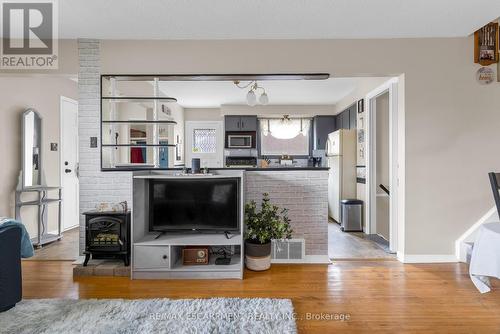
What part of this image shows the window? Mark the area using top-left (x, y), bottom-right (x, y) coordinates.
top-left (259, 118), bottom-right (311, 156)
top-left (192, 128), bottom-right (216, 153)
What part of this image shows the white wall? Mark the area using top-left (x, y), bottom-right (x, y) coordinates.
top-left (334, 77), bottom-right (390, 114)
top-left (96, 37), bottom-right (500, 257)
top-left (184, 108), bottom-right (222, 122)
top-left (0, 76), bottom-right (78, 235)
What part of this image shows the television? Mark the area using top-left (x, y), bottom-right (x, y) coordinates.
top-left (149, 178), bottom-right (239, 232)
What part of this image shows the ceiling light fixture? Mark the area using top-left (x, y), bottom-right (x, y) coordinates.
top-left (234, 80), bottom-right (269, 106)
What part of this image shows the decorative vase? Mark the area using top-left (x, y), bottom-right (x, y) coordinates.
top-left (245, 240), bottom-right (271, 271)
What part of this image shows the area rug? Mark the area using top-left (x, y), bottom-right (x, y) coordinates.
top-left (0, 298), bottom-right (297, 334)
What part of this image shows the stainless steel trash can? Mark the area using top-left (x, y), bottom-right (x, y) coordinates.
top-left (340, 199), bottom-right (363, 232)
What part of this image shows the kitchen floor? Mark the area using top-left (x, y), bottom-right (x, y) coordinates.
top-left (328, 221), bottom-right (395, 259)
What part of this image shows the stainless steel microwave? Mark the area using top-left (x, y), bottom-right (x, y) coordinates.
top-left (227, 134), bottom-right (253, 148)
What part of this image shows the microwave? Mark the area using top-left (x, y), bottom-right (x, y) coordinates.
top-left (226, 133), bottom-right (255, 148)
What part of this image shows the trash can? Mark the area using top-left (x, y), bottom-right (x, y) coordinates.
top-left (340, 199), bottom-right (363, 232)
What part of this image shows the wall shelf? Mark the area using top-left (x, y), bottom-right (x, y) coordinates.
top-left (102, 120), bottom-right (177, 124)
top-left (101, 75), bottom-right (182, 170)
top-left (102, 97), bottom-right (177, 102)
top-left (102, 144), bottom-right (176, 147)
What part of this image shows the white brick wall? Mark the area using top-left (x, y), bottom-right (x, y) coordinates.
top-left (245, 171), bottom-right (329, 256)
top-left (78, 39), bottom-right (132, 253)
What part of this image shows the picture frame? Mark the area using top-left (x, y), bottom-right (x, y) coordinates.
top-left (357, 99), bottom-right (364, 113)
top-left (474, 22), bottom-right (499, 66)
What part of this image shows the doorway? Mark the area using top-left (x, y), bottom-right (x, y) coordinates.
top-left (185, 121), bottom-right (224, 168)
top-left (366, 79), bottom-right (400, 254)
top-left (60, 96), bottom-right (79, 231)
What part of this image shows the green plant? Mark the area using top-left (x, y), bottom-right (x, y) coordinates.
top-left (244, 193), bottom-right (293, 244)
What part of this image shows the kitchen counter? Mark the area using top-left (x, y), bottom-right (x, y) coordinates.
top-left (106, 166), bottom-right (328, 172)
top-left (235, 166), bottom-right (328, 171)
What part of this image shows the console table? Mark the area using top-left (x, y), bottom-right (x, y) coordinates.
top-left (15, 186), bottom-right (62, 247)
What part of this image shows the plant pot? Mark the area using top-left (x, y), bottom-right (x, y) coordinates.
top-left (245, 240), bottom-right (271, 271)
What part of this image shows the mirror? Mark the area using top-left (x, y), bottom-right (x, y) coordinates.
top-left (22, 109), bottom-right (42, 188)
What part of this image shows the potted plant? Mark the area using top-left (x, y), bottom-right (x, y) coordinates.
top-left (244, 193), bottom-right (293, 271)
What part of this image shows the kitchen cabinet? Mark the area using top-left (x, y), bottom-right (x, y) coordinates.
top-left (338, 103), bottom-right (357, 130)
top-left (313, 116), bottom-right (337, 150)
top-left (224, 116), bottom-right (257, 132)
top-left (240, 116), bottom-right (257, 131)
top-left (349, 104), bottom-right (357, 129)
top-left (338, 111), bottom-right (350, 129)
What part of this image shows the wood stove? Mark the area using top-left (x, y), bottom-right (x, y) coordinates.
top-left (83, 211), bottom-right (130, 266)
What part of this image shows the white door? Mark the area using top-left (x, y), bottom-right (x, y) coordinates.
top-left (185, 121), bottom-right (224, 168)
top-left (60, 97), bottom-right (79, 231)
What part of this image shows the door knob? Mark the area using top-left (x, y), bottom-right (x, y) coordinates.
top-left (65, 169), bottom-right (72, 173)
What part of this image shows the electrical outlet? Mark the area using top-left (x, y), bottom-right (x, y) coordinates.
top-left (50, 143), bottom-right (58, 151)
top-left (90, 137), bottom-right (98, 148)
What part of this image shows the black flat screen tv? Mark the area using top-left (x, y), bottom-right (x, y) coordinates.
top-left (149, 178), bottom-right (239, 232)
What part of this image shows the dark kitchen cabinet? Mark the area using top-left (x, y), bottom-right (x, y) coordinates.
top-left (338, 103), bottom-right (357, 130)
top-left (349, 104), bottom-right (357, 129)
top-left (313, 116), bottom-right (337, 150)
top-left (224, 116), bottom-right (257, 132)
top-left (240, 116), bottom-right (257, 131)
top-left (225, 116), bottom-right (241, 131)
top-left (338, 111), bottom-right (349, 129)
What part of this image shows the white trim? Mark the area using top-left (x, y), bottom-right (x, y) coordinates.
top-left (184, 120), bottom-right (224, 168)
top-left (455, 206), bottom-right (498, 262)
top-left (398, 253), bottom-right (457, 263)
top-left (271, 255), bottom-right (331, 264)
top-left (365, 78), bottom-right (401, 255)
top-left (60, 96), bottom-right (79, 232)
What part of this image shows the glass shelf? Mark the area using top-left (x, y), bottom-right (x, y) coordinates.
top-left (102, 144), bottom-right (176, 147)
top-left (101, 75), bottom-right (179, 170)
top-left (102, 97), bottom-right (177, 103)
top-left (102, 120), bottom-right (177, 124)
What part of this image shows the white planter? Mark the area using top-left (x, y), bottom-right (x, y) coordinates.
top-left (245, 255), bottom-right (271, 271)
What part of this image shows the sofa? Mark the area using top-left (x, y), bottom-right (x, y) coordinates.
top-left (0, 225), bottom-right (22, 312)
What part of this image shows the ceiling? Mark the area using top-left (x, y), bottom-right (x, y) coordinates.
top-left (158, 78), bottom-right (359, 108)
top-left (59, 0), bottom-right (500, 40)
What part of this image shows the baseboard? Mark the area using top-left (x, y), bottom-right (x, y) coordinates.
top-left (397, 253), bottom-right (457, 263)
top-left (271, 255), bottom-right (331, 264)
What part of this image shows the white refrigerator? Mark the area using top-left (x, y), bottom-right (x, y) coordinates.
top-left (326, 129), bottom-right (357, 222)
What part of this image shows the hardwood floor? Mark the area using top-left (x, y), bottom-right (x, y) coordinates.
top-left (20, 260), bottom-right (500, 333)
top-left (25, 228), bottom-right (79, 261)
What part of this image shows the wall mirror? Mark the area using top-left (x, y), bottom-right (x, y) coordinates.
top-left (22, 109), bottom-right (42, 188)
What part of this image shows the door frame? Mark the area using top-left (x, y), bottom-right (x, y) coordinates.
top-left (184, 121), bottom-right (224, 168)
top-left (365, 77), bottom-right (403, 254)
top-left (59, 96), bottom-right (79, 231)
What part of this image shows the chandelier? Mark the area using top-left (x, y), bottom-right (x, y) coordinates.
top-left (261, 115), bottom-right (310, 140)
top-left (233, 80), bottom-right (269, 106)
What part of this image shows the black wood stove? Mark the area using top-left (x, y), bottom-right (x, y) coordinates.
top-left (83, 211), bottom-right (130, 266)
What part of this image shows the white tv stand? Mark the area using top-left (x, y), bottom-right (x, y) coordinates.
top-left (131, 171), bottom-right (244, 279)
